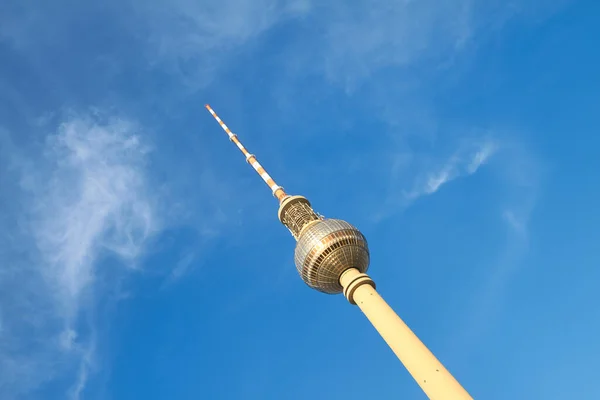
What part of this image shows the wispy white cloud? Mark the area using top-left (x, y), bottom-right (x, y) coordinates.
top-left (419, 140), bottom-right (496, 195)
top-left (404, 138), bottom-right (497, 200)
top-left (467, 141), bottom-right (496, 174)
top-left (127, 0), bottom-right (312, 89)
top-left (131, 0), bottom-right (476, 91)
top-left (131, 0), bottom-right (569, 90)
top-left (0, 0), bottom-right (569, 96)
top-left (59, 328), bottom-right (95, 400)
top-left (33, 117), bottom-right (156, 316)
top-left (302, 0), bottom-right (472, 87)
top-left (0, 114), bottom-right (162, 398)
top-left (421, 162), bottom-right (456, 196)
top-left (368, 137), bottom-right (497, 222)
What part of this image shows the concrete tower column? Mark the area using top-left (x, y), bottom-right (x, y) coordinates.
top-left (340, 268), bottom-right (473, 400)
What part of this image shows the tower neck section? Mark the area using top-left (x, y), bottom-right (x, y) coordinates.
top-left (205, 104), bottom-right (287, 201)
top-left (277, 195), bottom-right (321, 239)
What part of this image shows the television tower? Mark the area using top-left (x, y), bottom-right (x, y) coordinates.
top-left (205, 104), bottom-right (473, 400)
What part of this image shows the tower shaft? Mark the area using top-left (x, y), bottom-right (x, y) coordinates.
top-left (340, 268), bottom-right (473, 400)
top-left (205, 104), bottom-right (287, 201)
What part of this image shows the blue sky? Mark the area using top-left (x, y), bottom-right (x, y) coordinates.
top-left (1, 0), bottom-right (599, 398)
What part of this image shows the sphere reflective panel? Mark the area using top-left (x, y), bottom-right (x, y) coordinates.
top-left (294, 219), bottom-right (370, 294)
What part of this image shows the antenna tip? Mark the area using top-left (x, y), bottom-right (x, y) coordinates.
top-left (204, 104), bottom-right (211, 109)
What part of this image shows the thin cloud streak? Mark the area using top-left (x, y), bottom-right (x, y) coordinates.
top-left (408, 139), bottom-right (497, 200)
top-left (467, 141), bottom-right (496, 174)
top-left (369, 138), bottom-right (497, 223)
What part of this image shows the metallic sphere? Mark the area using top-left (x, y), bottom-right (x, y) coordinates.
top-left (294, 219), bottom-right (370, 294)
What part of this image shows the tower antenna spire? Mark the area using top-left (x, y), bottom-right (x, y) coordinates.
top-left (205, 104), bottom-right (287, 202)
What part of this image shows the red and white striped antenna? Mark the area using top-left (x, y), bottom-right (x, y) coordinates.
top-left (205, 104), bottom-right (287, 202)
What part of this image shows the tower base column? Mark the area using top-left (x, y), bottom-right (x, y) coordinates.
top-left (339, 268), bottom-right (473, 400)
